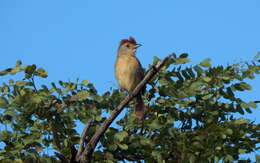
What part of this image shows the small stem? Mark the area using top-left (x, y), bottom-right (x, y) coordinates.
top-left (31, 75), bottom-right (38, 92)
top-left (76, 119), bottom-right (93, 161)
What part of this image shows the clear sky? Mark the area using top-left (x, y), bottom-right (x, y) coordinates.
top-left (0, 0), bottom-right (259, 160)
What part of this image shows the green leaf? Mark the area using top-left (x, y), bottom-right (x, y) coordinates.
top-left (16, 60), bottom-right (22, 67)
top-left (238, 149), bottom-right (245, 154)
top-left (240, 82), bottom-right (252, 90)
top-left (214, 156), bottom-right (220, 162)
top-left (106, 161), bottom-right (114, 163)
top-left (255, 155), bottom-right (260, 163)
top-left (210, 111), bottom-right (218, 116)
top-left (174, 57), bottom-right (190, 65)
top-left (179, 53), bottom-right (188, 58)
top-left (95, 115), bottom-right (102, 121)
top-left (202, 76), bottom-right (211, 82)
top-left (225, 155), bottom-right (234, 161)
top-left (225, 128), bottom-right (233, 135)
top-left (221, 134), bottom-right (227, 139)
top-left (104, 152), bottom-right (114, 160)
top-left (190, 81), bottom-right (203, 90)
top-left (9, 79), bottom-right (14, 86)
top-left (25, 64), bottom-right (37, 75)
top-left (152, 151), bottom-right (163, 162)
top-left (10, 67), bottom-right (21, 74)
top-left (234, 82), bottom-right (252, 91)
top-left (32, 95), bottom-right (44, 104)
top-left (248, 102), bottom-right (257, 108)
top-left (153, 56), bottom-right (160, 65)
top-left (245, 107), bottom-right (252, 113)
top-left (241, 102), bottom-right (249, 108)
top-left (202, 94), bottom-right (211, 100)
top-left (4, 109), bottom-right (16, 119)
top-left (16, 80), bottom-right (32, 86)
top-left (0, 70), bottom-right (9, 76)
top-left (36, 68), bottom-right (48, 78)
top-left (200, 58), bottom-right (211, 67)
top-left (108, 144), bottom-right (117, 151)
top-left (81, 80), bottom-right (89, 85)
top-left (0, 97), bottom-right (9, 108)
top-left (234, 118), bottom-right (249, 125)
top-left (77, 90), bottom-right (90, 100)
top-left (115, 131), bottom-right (128, 142)
top-left (117, 143), bottom-right (128, 150)
top-left (188, 154), bottom-right (196, 163)
top-left (140, 138), bottom-right (153, 147)
top-left (148, 119), bottom-right (163, 129)
top-left (194, 65), bottom-right (204, 76)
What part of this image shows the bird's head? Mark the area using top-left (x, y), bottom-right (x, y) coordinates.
top-left (117, 37), bottom-right (142, 56)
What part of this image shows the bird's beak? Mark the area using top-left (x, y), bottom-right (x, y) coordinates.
top-left (134, 44), bottom-right (142, 49)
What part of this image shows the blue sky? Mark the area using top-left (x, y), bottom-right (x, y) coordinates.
top-left (0, 0), bottom-right (260, 160)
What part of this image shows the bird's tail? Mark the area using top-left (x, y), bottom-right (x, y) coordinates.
top-left (135, 94), bottom-right (146, 121)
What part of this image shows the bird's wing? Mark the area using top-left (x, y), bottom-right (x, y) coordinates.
top-left (136, 57), bottom-right (146, 94)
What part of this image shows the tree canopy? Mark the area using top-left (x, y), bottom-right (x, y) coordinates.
top-left (0, 53), bottom-right (259, 162)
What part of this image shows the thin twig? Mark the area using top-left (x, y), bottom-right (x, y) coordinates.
top-left (31, 75), bottom-right (38, 92)
top-left (78, 55), bottom-right (171, 162)
top-left (76, 119), bottom-right (93, 161)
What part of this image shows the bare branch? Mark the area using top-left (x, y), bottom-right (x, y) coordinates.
top-left (78, 55), bottom-right (171, 162)
top-left (76, 119), bottom-right (93, 161)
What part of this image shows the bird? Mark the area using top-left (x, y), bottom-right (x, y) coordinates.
top-left (115, 37), bottom-right (147, 121)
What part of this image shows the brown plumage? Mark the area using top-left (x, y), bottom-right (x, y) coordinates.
top-left (115, 37), bottom-right (146, 120)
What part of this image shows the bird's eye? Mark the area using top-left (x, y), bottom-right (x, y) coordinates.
top-left (126, 44), bottom-right (130, 48)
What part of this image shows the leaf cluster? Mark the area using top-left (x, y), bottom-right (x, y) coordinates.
top-left (0, 54), bottom-right (259, 162)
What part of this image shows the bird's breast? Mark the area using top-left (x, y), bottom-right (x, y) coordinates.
top-left (115, 55), bottom-right (142, 92)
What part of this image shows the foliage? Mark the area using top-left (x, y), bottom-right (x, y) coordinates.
top-left (0, 54), bottom-right (259, 162)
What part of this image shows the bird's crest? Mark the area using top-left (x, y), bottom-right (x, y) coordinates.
top-left (120, 37), bottom-right (137, 46)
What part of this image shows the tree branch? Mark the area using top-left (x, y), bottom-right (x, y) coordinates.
top-left (78, 55), bottom-right (171, 162)
top-left (76, 119), bottom-right (93, 161)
